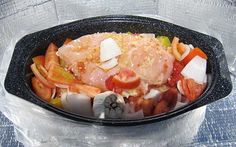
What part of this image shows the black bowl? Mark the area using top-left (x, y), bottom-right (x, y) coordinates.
top-left (4, 15), bottom-right (232, 126)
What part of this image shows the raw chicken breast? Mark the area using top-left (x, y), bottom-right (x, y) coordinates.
top-left (57, 33), bottom-right (174, 89)
top-left (119, 34), bottom-right (174, 85)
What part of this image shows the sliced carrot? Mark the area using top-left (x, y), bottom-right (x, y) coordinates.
top-left (32, 55), bottom-right (45, 66)
top-left (181, 48), bottom-right (208, 65)
top-left (63, 38), bottom-right (72, 45)
top-left (31, 76), bottom-right (52, 102)
top-left (45, 43), bottom-right (59, 70)
top-left (47, 64), bottom-right (76, 85)
top-left (172, 37), bottom-right (182, 61)
top-left (177, 42), bottom-right (186, 55)
top-left (69, 84), bottom-right (101, 97)
top-left (31, 63), bottom-right (55, 88)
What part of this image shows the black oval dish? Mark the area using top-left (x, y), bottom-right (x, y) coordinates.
top-left (4, 15), bottom-right (232, 126)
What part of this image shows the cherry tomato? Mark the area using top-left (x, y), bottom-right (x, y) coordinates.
top-left (31, 77), bottom-right (52, 102)
top-left (153, 100), bottom-right (169, 115)
top-left (128, 96), bottom-right (141, 111)
top-left (105, 76), bottom-right (115, 90)
top-left (153, 87), bottom-right (178, 115)
top-left (112, 69), bottom-right (140, 89)
top-left (128, 96), bottom-right (154, 116)
top-left (168, 60), bottom-right (184, 87)
top-left (142, 99), bottom-right (155, 116)
top-left (161, 87), bottom-right (178, 109)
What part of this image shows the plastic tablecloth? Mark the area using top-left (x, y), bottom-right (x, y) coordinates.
top-left (0, 0), bottom-right (236, 146)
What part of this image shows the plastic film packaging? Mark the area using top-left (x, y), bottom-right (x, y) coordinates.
top-left (0, 0), bottom-right (236, 146)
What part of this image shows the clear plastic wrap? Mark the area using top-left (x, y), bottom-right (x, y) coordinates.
top-left (0, 0), bottom-right (236, 146)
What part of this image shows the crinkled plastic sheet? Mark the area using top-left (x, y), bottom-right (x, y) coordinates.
top-left (0, 0), bottom-right (236, 146)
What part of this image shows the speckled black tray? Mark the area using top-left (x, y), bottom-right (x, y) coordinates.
top-left (4, 15), bottom-right (232, 126)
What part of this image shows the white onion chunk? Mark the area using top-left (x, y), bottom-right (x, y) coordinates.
top-left (181, 56), bottom-right (207, 84)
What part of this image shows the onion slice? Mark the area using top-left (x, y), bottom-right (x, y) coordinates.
top-left (144, 89), bottom-right (161, 99)
top-left (99, 58), bottom-right (118, 70)
top-left (180, 45), bottom-right (191, 61)
top-left (31, 63), bottom-right (55, 88)
top-left (177, 80), bottom-right (184, 95)
top-left (51, 88), bottom-right (56, 99)
top-left (140, 33), bottom-right (155, 38)
top-left (174, 101), bottom-right (187, 109)
top-left (100, 38), bottom-right (122, 62)
top-left (188, 44), bottom-right (194, 49)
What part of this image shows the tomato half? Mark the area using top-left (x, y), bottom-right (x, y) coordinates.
top-left (47, 64), bottom-right (76, 85)
top-left (45, 43), bottom-right (59, 70)
top-left (31, 77), bottom-right (52, 102)
top-left (112, 69), bottom-right (140, 89)
top-left (36, 64), bottom-right (48, 78)
top-left (31, 63), bottom-right (55, 88)
top-left (32, 55), bottom-right (45, 66)
top-left (181, 78), bottom-right (206, 101)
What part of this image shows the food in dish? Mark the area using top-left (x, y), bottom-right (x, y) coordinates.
top-left (30, 32), bottom-right (207, 119)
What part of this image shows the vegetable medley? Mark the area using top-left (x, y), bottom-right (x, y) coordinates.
top-left (31, 32), bottom-right (207, 119)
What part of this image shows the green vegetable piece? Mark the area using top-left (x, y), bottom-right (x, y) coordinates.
top-left (60, 58), bottom-right (67, 68)
top-left (127, 31), bottom-right (133, 35)
top-left (157, 36), bottom-right (171, 47)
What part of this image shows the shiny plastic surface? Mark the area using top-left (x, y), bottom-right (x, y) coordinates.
top-left (0, 0), bottom-right (236, 146)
